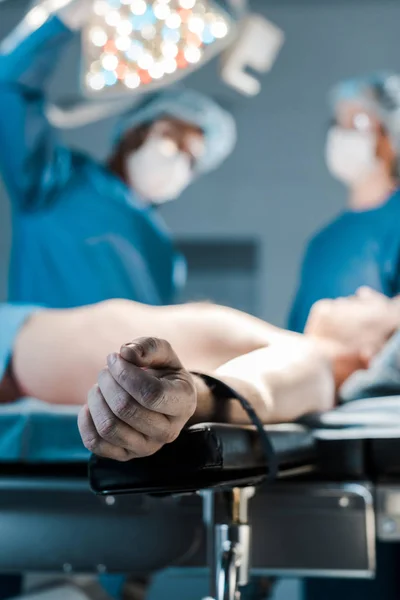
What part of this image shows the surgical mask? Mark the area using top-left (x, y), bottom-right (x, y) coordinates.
top-left (126, 134), bottom-right (192, 204)
top-left (325, 126), bottom-right (379, 185)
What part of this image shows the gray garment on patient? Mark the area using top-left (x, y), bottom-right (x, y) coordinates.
top-left (340, 329), bottom-right (400, 402)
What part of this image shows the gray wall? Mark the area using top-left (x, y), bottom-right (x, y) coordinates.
top-left (1, 0), bottom-right (400, 325)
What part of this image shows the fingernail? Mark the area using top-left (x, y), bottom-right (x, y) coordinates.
top-left (123, 343), bottom-right (143, 357)
top-left (107, 353), bottom-right (118, 366)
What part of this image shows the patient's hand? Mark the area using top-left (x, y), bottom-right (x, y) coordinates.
top-left (306, 288), bottom-right (400, 365)
top-left (78, 337), bottom-right (197, 462)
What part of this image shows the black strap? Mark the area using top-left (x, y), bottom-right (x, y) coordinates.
top-left (192, 373), bottom-right (278, 481)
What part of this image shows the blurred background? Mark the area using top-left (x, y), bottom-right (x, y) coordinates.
top-left (2, 0), bottom-right (400, 327)
top-left (1, 1), bottom-right (399, 599)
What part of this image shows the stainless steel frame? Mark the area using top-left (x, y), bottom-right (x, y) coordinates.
top-left (376, 485), bottom-right (400, 541)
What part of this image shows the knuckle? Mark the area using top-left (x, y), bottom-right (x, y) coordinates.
top-left (140, 441), bottom-right (162, 458)
top-left (97, 417), bottom-right (118, 440)
top-left (140, 379), bottom-right (163, 408)
top-left (184, 376), bottom-right (197, 397)
top-left (113, 393), bottom-right (137, 421)
top-left (154, 421), bottom-right (175, 444)
top-left (159, 338), bottom-right (172, 352)
top-left (188, 389), bottom-right (197, 413)
top-left (179, 378), bottom-right (197, 412)
top-left (82, 435), bottom-right (99, 453)
top-left (117, 449), bottom-right (136, 463)
top-left (118, 367), bottom-right (130, 384)
top-left (143, 336), bottom-right (160, 353)
top-left (164, 427), bottom-right (180, 445)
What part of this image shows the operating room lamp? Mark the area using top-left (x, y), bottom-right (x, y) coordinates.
top-left (15, 0), bottom-right (284, 127)
top-left (82, 0), bottom-right (236, 96)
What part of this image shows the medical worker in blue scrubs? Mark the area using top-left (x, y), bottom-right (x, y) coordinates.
top-left (0, 1), bottom-right (235, 596)
top-left (289, 73), bottom-right (400, 334)
top-left (0, 0), bottom-right (236, 310)
top-left (287, 73), bottom-right (400, 600)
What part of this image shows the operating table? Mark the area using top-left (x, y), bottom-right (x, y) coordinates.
top-left (1, 398), bottom-right (400, 599)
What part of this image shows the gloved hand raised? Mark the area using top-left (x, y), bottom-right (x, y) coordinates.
top-left (78, 337), bottom-right (197, 462)
top-left (31, 0), bottom-right (92, 30)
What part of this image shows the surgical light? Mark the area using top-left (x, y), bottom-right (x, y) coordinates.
top-left (153, 3), bottom-right (170, 19)
top-left (188, 15), bottom-right (204, 34)
top-left (115, 35), bottom-right (131, 50)
top-left (161, 41), bottom-right (178, 58)
top-left (210, 17), bottom-right (228, 38)
top-left (137, 52), bottom-right (154, 69)
top-left (165, 12), bottom-right (181, 28)
top-left (90, 26), bottom-right (108, 46)
top-left (124, 71), bottom-right (141, 88)
top-left (101, 53), bottom-right (118, 70)
top-left (131, 0), bottom-right (148, 15)
top-left (116, 19), bottom-right (133, 35)
top-left (105, 9), bottom-right (121, 25)
top-left (82, 0), bottom-right (233, 96)
top-left (141, 24), bottom-right (157, 40)
top-left (87, 72), bottom-right (106, 90)
top-left (163, 58), bottom-right (178, 73)
top-left (184, 45), bottom-right (201, 63)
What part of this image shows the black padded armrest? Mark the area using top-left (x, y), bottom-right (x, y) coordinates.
top-left (89, 423), bottom-right (315, 495)
top-left (301, 399), bottom-right (400, 478)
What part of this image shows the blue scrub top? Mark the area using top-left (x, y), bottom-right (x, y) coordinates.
top-left (0, 303), bottom-right (40, 380)
top-left (0, 14), bottom-right (183, 309)
top-left (288, 190), bottom-right (400, 333)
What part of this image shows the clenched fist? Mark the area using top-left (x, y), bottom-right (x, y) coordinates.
top-left (78, 337), bottom-right (197, 461)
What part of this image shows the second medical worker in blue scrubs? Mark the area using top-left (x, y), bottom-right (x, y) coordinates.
top-left (289, 73), bottom-right (400, 333)
top-left (0, 0), bottom-right (236, 309)
top-left (288, 72), bottom-right (400, 600)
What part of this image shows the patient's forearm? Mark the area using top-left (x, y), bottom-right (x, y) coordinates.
top-left (193, 338), bottom-right (335, 424)
top-left (11, 300), bottom-right (286, 405)
top-left (141, 302), bottom-right (286, 370)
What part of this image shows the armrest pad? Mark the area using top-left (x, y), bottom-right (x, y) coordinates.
top-left (89, 423), bottom-right (315, 495)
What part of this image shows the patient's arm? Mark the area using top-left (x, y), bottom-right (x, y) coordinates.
top-left (196, 336), bottom-right (335, 424)
top-left (10, 299), bottom-right (287, 405)
top-left (305, 288), bottom-right (400, 362)
top-left (78, 335), bottom-right (335, 461)
top-left (10, 293), bottom-right (374, 407)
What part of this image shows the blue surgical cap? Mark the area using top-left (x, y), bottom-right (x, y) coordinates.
top-left (330, 72), bottom-right (400, 154)
top-left (115, 88), bottom-right (237, 175)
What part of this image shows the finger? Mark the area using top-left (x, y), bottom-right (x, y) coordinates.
top-left (311, 299), bottom-right (333, 316)
top-left (97, 368), bottom-right (179, 444)
top-left (120, 337), bottom-right (183, 371)
top-left (356, 286), bottom-right (382, 300)
top-left (107, 355), bottom-right (196, 418)
top-left (87, 385), bottom-right (161, 457)
top-left (78, 404), bottom-right (134, 462)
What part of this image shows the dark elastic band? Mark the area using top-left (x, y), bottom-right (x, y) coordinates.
top-left (192, 373), bottom-right (278, 481)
